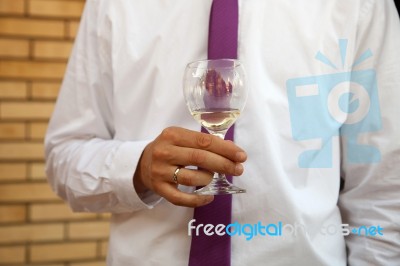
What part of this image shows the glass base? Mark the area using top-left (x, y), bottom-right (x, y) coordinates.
top-left (193, 175), bottom-right (246, 195)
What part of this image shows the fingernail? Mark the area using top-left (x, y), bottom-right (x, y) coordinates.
top-left (236, 151), bottom-right (246, 161)
top-left (204, 196), bottom-right (214, 204)
top-left (235, 164), bottom-right (244, 175)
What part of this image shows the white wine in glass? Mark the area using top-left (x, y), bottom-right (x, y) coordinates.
top-left (183, 59), bottom-right (248, 195)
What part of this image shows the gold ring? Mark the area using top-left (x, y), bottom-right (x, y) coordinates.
top-left (173, 166), bottom-right (181, 184)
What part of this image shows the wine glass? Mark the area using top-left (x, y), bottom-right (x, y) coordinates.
top-left (183, 59), bottom-right (248, 195)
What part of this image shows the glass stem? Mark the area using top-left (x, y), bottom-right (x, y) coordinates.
top-left (210, 130), bottom-right (227, 140)
top-left (210, 130), bottom-right (229, 182)
top-left (213, 172), bottom-right (225, 180)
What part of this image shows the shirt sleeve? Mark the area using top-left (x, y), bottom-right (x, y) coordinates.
top-left (338, 0), bottom-right (400, 264)
top-left (45, 0), bottom-right (161, 213)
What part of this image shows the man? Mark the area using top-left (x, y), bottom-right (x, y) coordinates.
top-left (45, 0), bottom-right (400, 265)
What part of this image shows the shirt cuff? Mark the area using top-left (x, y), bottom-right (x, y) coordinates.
top-left (105, 140), bottom-right (162, 212)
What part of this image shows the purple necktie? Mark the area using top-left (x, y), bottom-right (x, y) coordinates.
top-left (188, 0), bottom-right (238, 265)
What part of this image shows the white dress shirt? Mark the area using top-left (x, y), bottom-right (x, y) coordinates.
top-left (45, 0), bottom-right (400, 265)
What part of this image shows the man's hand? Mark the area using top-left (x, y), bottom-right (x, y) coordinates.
top-left (133, 127), bottom-right (247, 208)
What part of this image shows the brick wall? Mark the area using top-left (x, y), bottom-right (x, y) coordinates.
top-left (0, 1), bottom-right (110, 265)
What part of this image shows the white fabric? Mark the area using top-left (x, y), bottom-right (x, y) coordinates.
top-left (45, 0), bottom-right (400, 265)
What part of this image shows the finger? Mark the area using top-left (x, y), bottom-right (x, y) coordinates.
top-left (154, 182), bottom-right (214, 207)
top-left (160, 127), bottom-right (247, 163)
top-left (172, 168), bottom-right (213, 187)
top-left (167, 146), bottom-right (244, 176)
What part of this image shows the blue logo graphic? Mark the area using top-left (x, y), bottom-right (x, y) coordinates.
top-left (286, 39), bottom-right (382, 168)
top-left (350, 225), bottom-right (384, 236)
